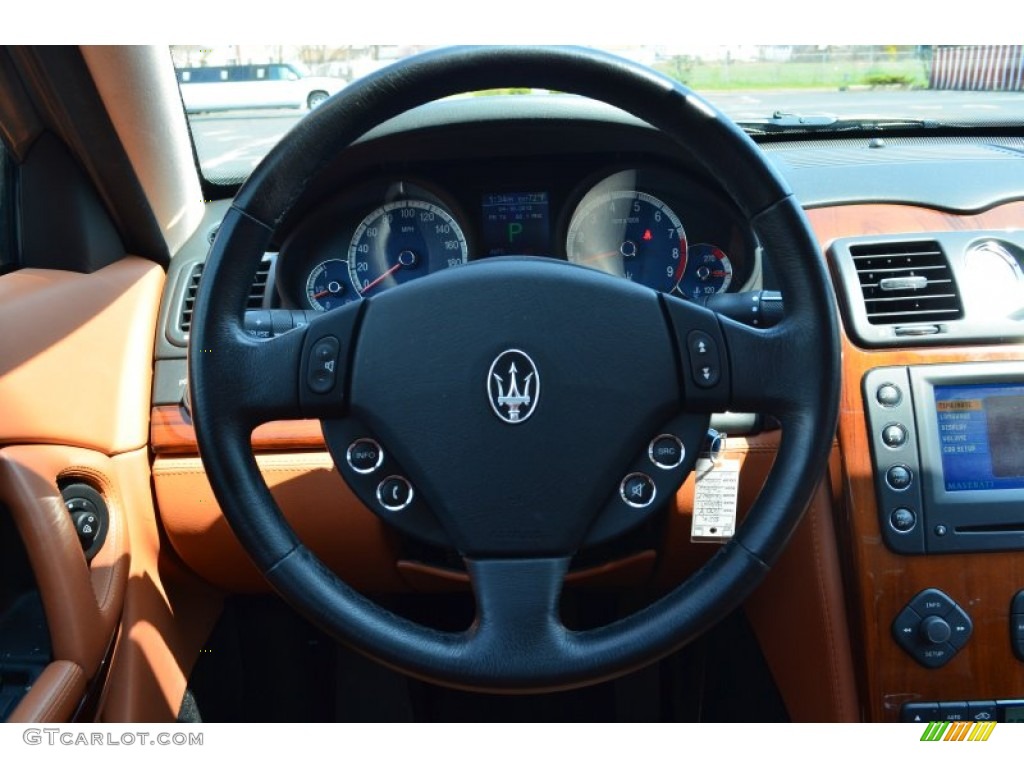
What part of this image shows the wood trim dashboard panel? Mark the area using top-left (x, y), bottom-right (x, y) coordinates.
top-left (807, 202), bottom-right (1024, 722)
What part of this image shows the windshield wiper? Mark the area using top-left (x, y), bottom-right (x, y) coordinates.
top-left (737, 111), bottom-right (941, 134)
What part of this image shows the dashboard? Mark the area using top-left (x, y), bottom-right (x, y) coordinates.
top-left (273, 158), bottom-right (759, 312)
top-left (149, 96), bottom-right (1024, 723)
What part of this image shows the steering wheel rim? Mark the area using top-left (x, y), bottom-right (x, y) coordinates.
top-left (189, 46), bottom-right (840, 692)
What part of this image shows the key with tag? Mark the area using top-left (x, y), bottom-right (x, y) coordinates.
top-left (691, 429), bottom-right (739, 543)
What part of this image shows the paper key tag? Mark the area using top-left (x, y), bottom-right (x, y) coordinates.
top-left (691, 457), bottom-right (740, 543)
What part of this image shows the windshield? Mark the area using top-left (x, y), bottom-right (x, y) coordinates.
top-left (171, 45), bottom-right (1024, 185)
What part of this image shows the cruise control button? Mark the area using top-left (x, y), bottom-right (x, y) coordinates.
top-left (377, 476), bottom-right (414, 512)
top-left (243, 310), bottom-right (274, 339)
top-left (649, 435), bottom-right (684, 469)
top-left (620, 473), bottom-right (656, 508)
top-left (882, 423), bottom-right (907, 448)
top-left (347, 439), bottom-right (384, 474)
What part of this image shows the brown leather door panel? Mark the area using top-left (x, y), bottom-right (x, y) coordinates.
top-left (0, 257), bottom-right (163, 453)
top-left (0, 257), bottom-right (165, 721)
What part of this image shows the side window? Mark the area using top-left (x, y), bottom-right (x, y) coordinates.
top-left (0, 148), bottom-right (14, 274)
top-left (255, 67), bottom-right (266, 80)
top-left (219, 69), bottom-right (229, 81)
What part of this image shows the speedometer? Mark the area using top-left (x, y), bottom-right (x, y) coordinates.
top-left (566, 190), bottom-right (687, 294)
top-left (348, 200), bottom-right (468, 297)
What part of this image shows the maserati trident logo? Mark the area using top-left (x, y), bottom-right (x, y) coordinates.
top-left (488, 349), bottom-right (539, 424)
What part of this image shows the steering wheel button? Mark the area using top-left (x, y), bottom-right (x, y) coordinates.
top-left (307, 336), bottom-right (340, 394)
top-left (620, 473), bottom-right (656, 508)
top-left (347, 439), bottom-right (384, 474)
top-left (686, 331), bottom-right (721, 388)
top-left (377, 476), bottom-right (414, 512)
top-left (649, 435), bottom-right (685, 469)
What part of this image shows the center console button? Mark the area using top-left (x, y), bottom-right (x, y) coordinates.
top-left (886, 464), bottom-right (913, 490)
top-left (882, 423), bottom-right (908, 448)
top-left (890, 507), bottom-right (917, 533)
top-left (966, 701), bottom-right (997, 722)
top-left (901, 701), bottom-right (940, 723)
top-left (947, 605), bottom-right (973, 650)
top-left (876, 383), bottom-right (902, 407)
top-left (909, 588), bottom-right (957, 620)
top-left (938, 701), bottom-right (970, 722)
top-left (920, 615), bottom-right (952, 644)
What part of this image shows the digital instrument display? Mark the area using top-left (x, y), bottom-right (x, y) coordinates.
top-left (481, 192), bottom-right (550, 256)
top-left (934, 383), bottom-right (1024, 492)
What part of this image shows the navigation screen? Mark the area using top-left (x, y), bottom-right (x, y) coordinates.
top-left (481, 192), bottom-right (550, 256)
top-left (935, 383), bottom-right (1024, 492)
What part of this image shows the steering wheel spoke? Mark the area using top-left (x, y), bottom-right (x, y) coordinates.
top-left (718, 317), bottom-right (808, 416)
top-left (464, 557), bottom-right (572, 672)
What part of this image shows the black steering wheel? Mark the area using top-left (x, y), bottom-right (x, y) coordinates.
top-left (189, 46), bottom-right (840, 692)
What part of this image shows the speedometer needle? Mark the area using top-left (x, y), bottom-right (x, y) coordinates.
top-left (359, 262), bottom-right (403, 295)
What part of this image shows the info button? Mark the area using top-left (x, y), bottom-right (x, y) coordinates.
top-left (347, 438), bottom-right (384, 475)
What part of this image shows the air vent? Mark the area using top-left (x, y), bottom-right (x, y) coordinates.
top-left (851, 241), bottom-right (963, 325)
top-left (248, 258), bottom-right (271, 310)
top-left (179, 262), bottom-right (204, 335)
top-left (177, 256), bottom-right (272, 337)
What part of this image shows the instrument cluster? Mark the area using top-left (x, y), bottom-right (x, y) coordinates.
top-left (274, 165), bottom-right (760, 310)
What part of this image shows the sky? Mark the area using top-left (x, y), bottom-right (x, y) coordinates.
top-left (9, 0), bottom-right (1017, 45)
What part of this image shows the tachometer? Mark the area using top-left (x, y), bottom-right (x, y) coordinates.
top-left (677, 244), bottom-right (733, 299)
top-left (566, 191), bottom-right (687, 294)
top-left (348, 200), bottom-right (468, 296)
